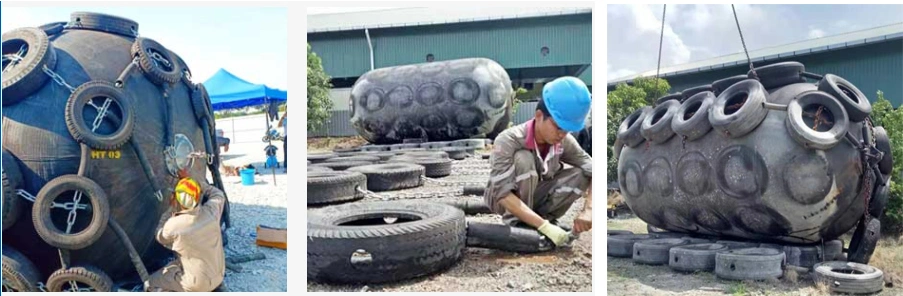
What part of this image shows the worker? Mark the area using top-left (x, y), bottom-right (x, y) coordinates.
top-left (146, 178), bottom-right (226, 292)
top-left (484, 76), bottom-right (593, 247)
top-left (278, 110), bottom-right (287, 170)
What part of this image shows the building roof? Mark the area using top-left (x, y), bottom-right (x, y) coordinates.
top-left (307, 6), bottom-right (592, 33)
top-left (608, 23), bottom-right (903, 86)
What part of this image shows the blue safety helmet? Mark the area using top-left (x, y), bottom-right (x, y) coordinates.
top-left (542, 76), bottom-right (592, 132)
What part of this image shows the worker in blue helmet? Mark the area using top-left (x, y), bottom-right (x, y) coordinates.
top-left (483, 76), bottom-right (593, 247)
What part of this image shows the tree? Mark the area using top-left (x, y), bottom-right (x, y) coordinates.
top-left (870, 90), bottom-right (903, 233)
top-left (307, 44), bottom-right (333, 132)
top-left (607, 77), bottom-right (670, 183)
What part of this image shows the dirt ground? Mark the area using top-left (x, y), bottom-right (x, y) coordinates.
top-left (307, 138), bottom-right (593, 292)
top-left (608, 214), bottom-right (903, 296)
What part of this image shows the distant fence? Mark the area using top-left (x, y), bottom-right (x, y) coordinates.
top-left (308, 102), bottom-right (539, 138)
top-left (215, 113), bottom-right (278, 144)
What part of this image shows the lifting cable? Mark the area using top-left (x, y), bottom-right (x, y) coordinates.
top-left (652, 4), bottom-right (666, 102)
top-left (731, 4), bottom-right (758, 79)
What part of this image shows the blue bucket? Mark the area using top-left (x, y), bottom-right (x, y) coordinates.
top-left (240, 168), bottom-right (255, 186)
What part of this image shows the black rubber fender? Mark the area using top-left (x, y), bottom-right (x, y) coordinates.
top-left (307, 201), bottom-right (466, 284)
top-left (347, 163), bottom-right (424, 192)
top-left (32, 175), bottom-right (111, 250)
top-left (46, 265), bottom-right (114, 292)
top-left (2, 27), bottom-right (58, 106)
top-left (817, 74), bottom-right (871, 122)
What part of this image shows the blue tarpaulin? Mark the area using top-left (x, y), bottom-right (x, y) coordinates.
top-left (203, 68), bottom-right (287, 111)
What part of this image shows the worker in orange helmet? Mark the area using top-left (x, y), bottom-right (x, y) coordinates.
top-left (145, 177), bottom-right (226, 292)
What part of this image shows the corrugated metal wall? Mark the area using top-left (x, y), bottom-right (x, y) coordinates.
top-left (309, 14), bottom-right (592, 79)
top-left (631, 40), bottom-right (903, 107)
top-left (308, 102), bottom-right (541, 138)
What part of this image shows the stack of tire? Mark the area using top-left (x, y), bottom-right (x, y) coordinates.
top-left (608, 231), bottom-right (884, 294)
top-left (615, 62), bottom-right (893, 264)
top-left (2, 12), bottom-right (229, 291)
top-left (348, 58), bottom-right (514, 144)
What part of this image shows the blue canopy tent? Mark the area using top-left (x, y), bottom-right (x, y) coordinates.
top-left (204, 68), bottom-right (287, 111)
top-left (203, 69), bottom-right (287, 180)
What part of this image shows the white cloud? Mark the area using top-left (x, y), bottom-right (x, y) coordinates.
top-left (607, 64), bottom-right (636, 80)
top-left (808, 28), bottom-right (826, 39)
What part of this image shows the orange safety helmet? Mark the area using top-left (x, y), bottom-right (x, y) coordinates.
top-left (174, 178), bottom-right (201, 210)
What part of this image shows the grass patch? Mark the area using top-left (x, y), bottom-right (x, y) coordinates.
top-left (728, 282), bottom-right (748, 296)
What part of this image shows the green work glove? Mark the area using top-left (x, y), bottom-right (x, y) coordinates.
top-left (537, 220), bottom-right (570, 246)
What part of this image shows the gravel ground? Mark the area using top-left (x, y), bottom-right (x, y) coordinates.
top-left (307, 154), bottom-right (593, 292)
top-left (214, 138), bottom-right (287, 292)
top-left (608, 215), bottom-right (902, 296)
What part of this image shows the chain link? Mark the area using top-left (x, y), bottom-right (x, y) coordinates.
top-left (64, 191), bottom-right (83, 234)
top-left (147, 48), bottom-right (173, 69)
top-left (17, 189), bottom-right (36, 202)
top-left (90, 97), bottom-right (113, 133)
top-left (42, 65), bottom-right (77, 93)
top-left (37, 282), bottom-right (48, 292)
top-left (2, 44), bottom-right (27, 73)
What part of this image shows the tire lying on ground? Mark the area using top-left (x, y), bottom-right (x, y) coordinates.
top-left (451, 139), bottom-right (486, 149)
top-left (608, 230), bottom-right (633, 236)
top-left (2, 244), bottom-right (42, 292)
top-left (324, 155), bottom-right (381, 163)
top-left (46, 265), bottom-right (113, 292)
top-left (307, 200), bottom-right (466, 284)
top-left (389, 156), bottom-right (452, 178)
top-left (608, 234), bottom-right (654, 258)
top-left (400, 151), bottom-right (448, 159)
top-left (669, 243), bottom-right (728, 272)
top-left (439, 146), bottom-right (469, 160)
top-left (307, 153), bottom-right (338, 164)
top-left (813, 261), bottom-right (884, 295)
top-left (360, 144), bottom-right (390, 152)
top-left (715, 248), bottom-right (784, 280)
top-left (421, 141), bottom-right (451, 149)
top-left (715, 240), bottom-right (760, 250)
top-left (310, 161), bottom-right (374, 171)
top-left (307, 171), bottom-right (367, 205)
top-left (347, 163), bottom-right (425, 192)
top-left (307, 166), bottom-right (333, 172)
top-left (633, 238), bottom-right (689, 265)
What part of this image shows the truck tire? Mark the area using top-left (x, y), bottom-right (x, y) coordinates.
top-left (817, 74), bottom-right (871, 122)
top-left (711, 75), bottom-right (746, 97)
top-left (310, 161), bottom-right (374, 171)
top-left (2, 150), bottom-right (24, 231)
top-left (848, 218), bottom-right (880, 264)
top-left (709, 79), bottom-right (769, 138)
top-left (715, 248), bottom-right (784, 280)
top-left (874, 127), bottom-right (893, 175)
top-left (669, 243), bottom-right (728, 272)
top-left (680, 85), bottom-right (713, 102)
top-left (672, 91), bottom-right (715, 141)
top-left (785, 91), bottom-right (849, 150)
top-left (617, 107), bottom-right (651, 148)
top-left (32, 175), bottom-right (111, 250)
top-left (608, 234), bottom-right (653, 258)
top-left (65, 81), bottom-right (136, 150)
top-left (347, 163), bottom-right (425, 192)
top-left (465, 222), bottom-right (553, 253)
top-left (641, 100), bottom-right (680, 144)
top-left (307, 152), bottom-right (338, 164)
top-left (869, 182), bottom-right (889, 219)
top-left (633, 238), bottom-right (689, 265)
top-left (750, 61), bottom-right (805, 89)
top-left (715, 240), bottom-right (760, 250)
top-left (68, 12), bottom-right (139, 38)
top-left (390, 156), bottom-right (452, 178)
top-left (438, 146), bottom-right (468, 160)
top-left (2, 27), bottom-right (58, 106)
top-left (131, 37), bottom-right (181, 85)
top-left (308, 201), bottom-right (466, 284)
top-left (307, 171), bottom-right (367, 205)
top-left (1, 244), bottom-right (41, 292)
top-left (324, 155), bottom-right (381, 163)
top-left (813, 261), bottom-right (884, 295)
top-left (46, 265), bottom-right (113, 292)
top-left (654, 93), bottom-right (683, 105)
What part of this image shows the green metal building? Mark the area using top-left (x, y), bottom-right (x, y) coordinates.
top-left (607, 23), bottom-right (903, 107)
top-left (308, 7), bottom-right (592, 136)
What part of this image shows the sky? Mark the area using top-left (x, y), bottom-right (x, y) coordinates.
top-left (607, 4), bottom-right (903, 81)
top-left (2, 7), bottom-right (288, 90)
top-left (307, 7), bottom-right (402, 15)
